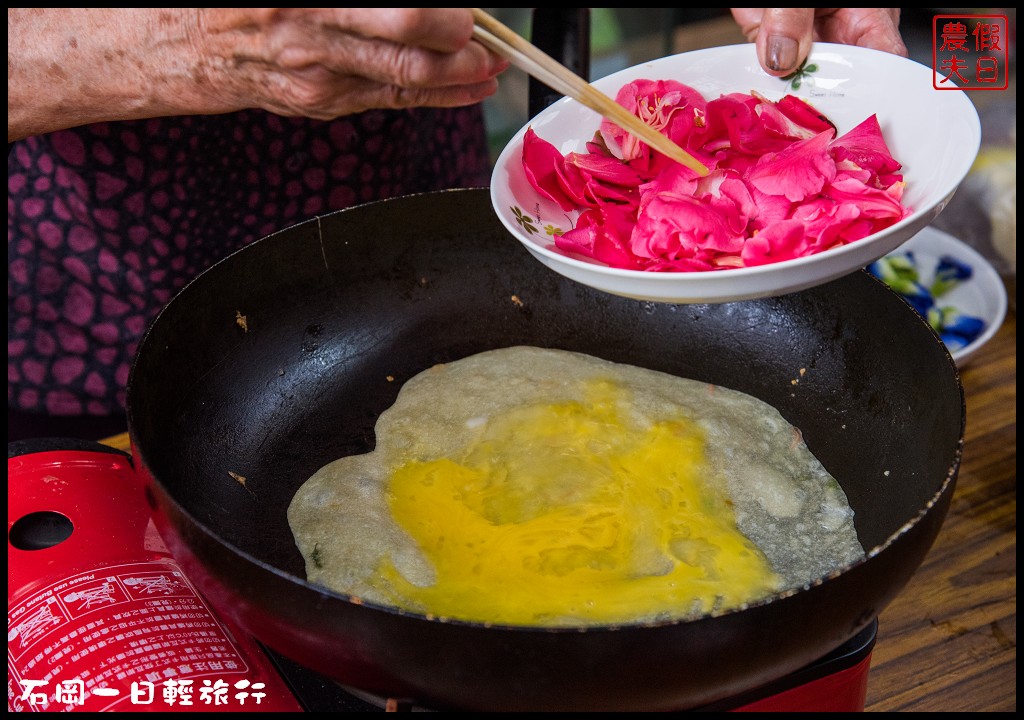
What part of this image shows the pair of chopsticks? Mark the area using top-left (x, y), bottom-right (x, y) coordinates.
top-left (470, 8), bottom-right (709, 176)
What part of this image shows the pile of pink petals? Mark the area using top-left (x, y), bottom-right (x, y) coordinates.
top-left (522, 79), bottom-right (911, 271)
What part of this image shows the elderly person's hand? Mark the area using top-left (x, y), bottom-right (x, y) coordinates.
top-left (9, 8), bottom-right (508, 142)
top-left (730, 8), bottom-right (908, 77)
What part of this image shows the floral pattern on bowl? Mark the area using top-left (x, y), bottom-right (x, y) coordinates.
top-left (780, 58), bottom-right (820, 91)
top-left (866, 226), bottom-right (1008, 366)
top-left (868, 253), bottom-right (985, 351)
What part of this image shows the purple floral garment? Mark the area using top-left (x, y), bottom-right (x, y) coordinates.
top-left (8, 107), bottom-right (489, 417)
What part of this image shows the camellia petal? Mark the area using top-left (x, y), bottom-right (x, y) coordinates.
top-left (695, 172), bottom-right (758, 236)
top-left (638, 163), bottom-right (700, 206)
top-left (774, 94), bottom-right (837, 136)
top-left (563, 152), bottom-right (645, 207)
top-left (741, 220), bottom-right (809, 266)
top-left (521, 79), bottom-right (909, 272)
top-left (522, 128), bottom-right (579, 211)
top-left (792, 199), bottom-right (874, 248)
top-left (566, 152), bottom-right (645, 187)
top-left (702, 93), bottom-right (796, 156)
top-left (749, 186), bottom-right (794, 231)
top-left (830, 115), bottom-right (902, 179)
top-left (601, 79), bottom-right (707, 163)
top-left (748, 130), bottom-right (837, 202)
top-left (556, 205), bottom-right (643, 268)
top-left (826, 177), bottom-right (910, 221)
top-left (632, 193), bottom-right (743, 263)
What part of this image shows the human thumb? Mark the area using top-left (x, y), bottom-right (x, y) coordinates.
top-left (756, 8), bottom-right (815, 76)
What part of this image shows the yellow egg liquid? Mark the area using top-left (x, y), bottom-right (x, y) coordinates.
top-left (376, 380), bottom-right (780, 625)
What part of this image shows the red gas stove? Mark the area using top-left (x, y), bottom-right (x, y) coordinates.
top-left (8, 441), bottom-right (875, 713)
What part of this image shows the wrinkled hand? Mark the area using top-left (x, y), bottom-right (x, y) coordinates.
top-left (192, 8), bottom-right (507, 118)
top-left (730, 8), bottom-right (908, 77)
top-left (8, 7), bottom-right (508, 140)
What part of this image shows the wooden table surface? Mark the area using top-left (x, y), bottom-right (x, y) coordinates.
top-left (99, 310), bottom-right (1017, 713)
top-left (862, 310), bottom-right (1017, 712)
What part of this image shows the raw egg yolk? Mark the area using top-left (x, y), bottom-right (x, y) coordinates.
top-left (377, 380), bottom-right (780, 625)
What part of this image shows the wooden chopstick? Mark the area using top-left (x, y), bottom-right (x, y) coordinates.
top-left (471, 8), bottom-right (709, 176)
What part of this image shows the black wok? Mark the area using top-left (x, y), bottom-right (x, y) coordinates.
top-left (127, 188), bottom-right (963, 711)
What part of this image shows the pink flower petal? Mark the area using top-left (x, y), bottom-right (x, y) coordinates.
top-left (825, 177), bottom-right (909, 221)
top-left (566, 152), bottom-right (643, 187)
top-left (829, 115), bottom-right (902, 180)
top-left (600, 79), bottom-right (706, 163)
top-left (638, 163), bottom-right (699, 203)
top-left (749, 186), bottom-right (794, 230)
top-left (522, 128), bottom-right (578, 211)
top-left (693, 171), bottom-right (758, 236)
top-left (521, 78), bottom-right (908, 273)
top-left (562, 152), bottom-right (644, 207)
top-left (774, 94), bottom-right (837, 135)
top-left (702, 93), bottom-right (797, 156)
top-left (556, 205), bottom-right (643, 268)
top-left (792, 199), bottom-right (874, 249)
top-left (748, 130), bottom-right (837, 202)
top-left (631, 192), bottom-right (742, 263)
top-left (741, 220), bottom-right (809, 266)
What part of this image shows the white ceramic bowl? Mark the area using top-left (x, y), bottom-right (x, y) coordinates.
top-left (490, 43), bottom-right (981, 303)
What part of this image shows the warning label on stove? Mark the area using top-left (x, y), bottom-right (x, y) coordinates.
top-left (7, 560), bottom-right (297, 712)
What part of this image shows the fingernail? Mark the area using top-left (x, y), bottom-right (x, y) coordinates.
top-left (492, 55), bottom-right (510, 74)
top-left (767, 35), bottom-right (798, 72)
